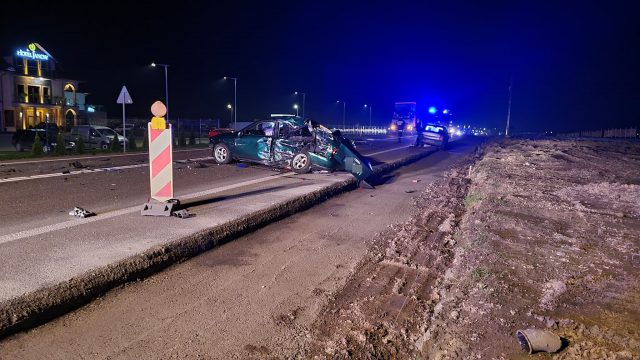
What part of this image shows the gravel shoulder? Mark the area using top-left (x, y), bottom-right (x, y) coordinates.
top-left (307, 138), bottom-right (640, 359)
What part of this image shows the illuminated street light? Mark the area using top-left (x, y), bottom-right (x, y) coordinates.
top-left (443, 109), bottom-right (449, 115)
top-left (224, 76), bottom-right (238, 130)
top-left (150, 62), bottom-right (170, 123)
top-left (428, 106), bottom-right (437, 114)
top-left (294, 91), bottom-right (306, 118)
top-left (227, 104), bottom-right (233, 125)
top-left (293, 104), bottom-right (299, 116)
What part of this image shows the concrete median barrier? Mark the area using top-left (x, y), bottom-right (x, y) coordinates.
top-left (0, 146), bottom-right (438, 339)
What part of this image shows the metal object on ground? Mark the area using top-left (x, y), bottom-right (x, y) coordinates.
top-left (172, 209), bottom-right (190, 219)
top-left (516, 328), bottom-right (562, 354)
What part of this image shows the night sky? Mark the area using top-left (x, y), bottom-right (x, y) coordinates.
top-left (1, 1), bottom-right (638, 132)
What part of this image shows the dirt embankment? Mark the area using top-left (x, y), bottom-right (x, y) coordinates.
top-left (306, 139), bottom-right (640, 359)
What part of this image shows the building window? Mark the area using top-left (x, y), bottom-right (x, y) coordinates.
top-left (17, 84), bottom-right (25, 102)
top-left (43, 87), bottom-right (50, 104)
top-left (28, 86), bottom-right (39, 103)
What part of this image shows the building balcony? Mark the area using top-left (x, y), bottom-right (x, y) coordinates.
top-left (13, 95), bottom-right (71, 107)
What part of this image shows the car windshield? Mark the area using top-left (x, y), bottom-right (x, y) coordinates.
top-left (97, 128), bottom-right (117, 137)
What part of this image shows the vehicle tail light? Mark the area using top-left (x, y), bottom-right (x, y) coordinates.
top-left (332, 147), bottom-right (339, 155)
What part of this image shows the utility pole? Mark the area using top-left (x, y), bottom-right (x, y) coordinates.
top-left (506, 76), bottom-right (512, 137)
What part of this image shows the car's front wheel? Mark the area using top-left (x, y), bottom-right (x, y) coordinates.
top-left (291, 151), bottom-right (311, 174)
top-left (213, 143), bottom-right (232, 164)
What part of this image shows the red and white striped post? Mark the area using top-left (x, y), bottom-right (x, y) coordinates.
top-left (141, 101), bottom-right (179, 216)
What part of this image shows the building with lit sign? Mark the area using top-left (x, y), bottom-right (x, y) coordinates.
top-left (0, 43), bottom-right (103, 132)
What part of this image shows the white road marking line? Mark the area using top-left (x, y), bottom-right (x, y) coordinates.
top-left (0, 148), bottom-right (210, 166)
top-left (365, 145), bottom-right (416, 156)
top-left (361, 136), bottom-right (416, 142)
top-left (0, 172), bottom-right (294, 245)
top-left (0, 157), bottom-right (216, 184)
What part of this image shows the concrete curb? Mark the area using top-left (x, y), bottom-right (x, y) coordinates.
top-left (0, 146), bottom-right (438, 339)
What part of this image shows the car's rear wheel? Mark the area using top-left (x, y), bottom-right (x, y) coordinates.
top-left (100, 142), bottom-right (109, 150)
top-left (291, 151), bottom-right (311, 174)
top-left (213, 143), bottom-right (232, 164)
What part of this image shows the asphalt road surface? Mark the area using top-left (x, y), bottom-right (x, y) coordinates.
top-left (0, 137), bottom-right (479, 359)
top-left (0, 135), bottom-right (424, 303)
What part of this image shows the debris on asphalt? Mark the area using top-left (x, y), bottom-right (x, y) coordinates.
top-left (172, 209), bottom-right (190, 219)
top-left (68, 207), bottom-right (96, 218)
top-left (404, 189), bottom-right (416, 193)
top-left (69, 161), bottom-right (86, 169)
top-left (61, 170), bottom-right (70, 174)
top-left (412, 179), bottom-right (421, 183)
top-left (194, 162), bottom-right (208, 168)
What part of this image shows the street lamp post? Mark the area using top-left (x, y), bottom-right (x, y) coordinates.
top-left (336, 100), bottom-right (346, 129)
top-left (293, 104), bottom-right (299, 116)
top-left (506, 76), bottom-right (512, 137)
top-left (364, 104), bottom-right (372, 127)
top-left (151, 62), bottom-right (169, 124)
top-left (224, 77), bottom-right (238, 130)
top-left (227, 104), bottom-right (233, 126)
top-left (294, 91), bottom-right (306, 118)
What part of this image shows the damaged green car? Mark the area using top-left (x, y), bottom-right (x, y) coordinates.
top-left (209, 116), bottom-right (373, 181)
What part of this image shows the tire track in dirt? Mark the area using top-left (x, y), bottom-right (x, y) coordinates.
top-left (305, 158), bottom-right (475, 359)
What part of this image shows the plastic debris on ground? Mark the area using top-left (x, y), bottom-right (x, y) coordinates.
top-left (69, 207), bottom-right (96, 218)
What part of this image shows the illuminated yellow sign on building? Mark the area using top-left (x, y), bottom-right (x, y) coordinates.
top-left (16, 43), bottom-right (49, 61)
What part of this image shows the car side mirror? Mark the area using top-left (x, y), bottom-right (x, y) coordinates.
top-left (237, 131), bottom-right (243, 137)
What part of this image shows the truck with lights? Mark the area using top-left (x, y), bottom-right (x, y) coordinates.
top-left (389, 102), bottom-right (416, 134)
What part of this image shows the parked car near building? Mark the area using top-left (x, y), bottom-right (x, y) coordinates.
top-left (209, 116), bottom-right (373, 181)
top-left (68, 125), bottom-right (127, 150)
top-left (12, 128), bottom-right (75, 152)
